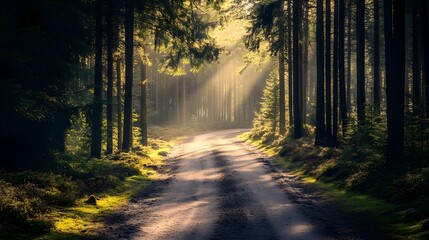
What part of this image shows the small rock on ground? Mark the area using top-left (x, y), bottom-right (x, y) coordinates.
top-left (158, 151), bottom-right (168, 156)
top-left (85, 195), bottom-right (97, 205)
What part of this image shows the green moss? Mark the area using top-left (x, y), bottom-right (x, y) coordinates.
top-left (244, 133), bottom-right (429, 240)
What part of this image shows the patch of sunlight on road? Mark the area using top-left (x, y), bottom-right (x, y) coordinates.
top-left (289, 223), bottom-right (314, 235)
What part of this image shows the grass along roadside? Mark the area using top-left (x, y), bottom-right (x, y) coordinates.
top-left (0, 127), bottom-right (180, 240)
top-left (41, 146), bottom-right (168, 240)
top-left (240, 132), bottom-right (429, 240)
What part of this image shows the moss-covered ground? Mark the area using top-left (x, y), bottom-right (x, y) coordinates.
top-left (241, 132), bottom-right (429, 240)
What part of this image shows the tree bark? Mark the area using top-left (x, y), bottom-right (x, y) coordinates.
top-left (333, 0), bottom-right (339, 142)
top-left (374, 0), bottom-right (381, 116)
top-left (346, 0), bottom-right (352, 113)
top-left (182, 77), bottom-right (187, 126)
top-left (339, 0), bottom-right (347, 136)
top-left (288, 0), bottom-right (294, 127)
top-left (325, 0), bottom-right (332, 139)
top-left (140, 53), bottom-right (148, 146)
top-left (91, 0), bottom-right (103, 158)
top-left (279, 0), bottom-right (286, 135)
top-left (420, 0), bottom-right (429, 117)
top-left (106, 0), bottom-right (114, 154)
top-left (302, 1), bottom-right (309, 125)
top-left (293, 0), bottom-right (302, 139)
top-left (385, 0), bottom-right (405, 163)
top-left (315, 0), bottom-right (326, 145)
top-left (116, 59), bottom-right (122, 151)
top-left (412, 0), bottom-right (421, 114)
top-left (122, 0), bottom-right (134, 151)
top-left (357, 0), bottom-right (365, 124)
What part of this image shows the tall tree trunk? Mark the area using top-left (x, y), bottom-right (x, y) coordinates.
top-left (302, 1), bottom-right (309, 125)
top-left (182, 78), bottom-right (187, 126)
top-left (412, 0), bottom-right (421, 114)
top-left (325, 0), bottom-right (332, 139)
top-left (140, 53), bottom-right (148, 146)
top-left (288, 0), bottom-right (294, 127)
top-left (122, 0), bottom-right (134, 151)
top-left (421, 0), bottom-right (429, 117)
top-left (385, 0), bottom-right (405, 163)
top-left (106, 0), bottom-right (114, 154)
top-left (339, 0), bottom-right (347, 136)
top-left (374, 0), bottom-right (381, 116)
top-left (293, 0), bottom-right (302, 139)
top-left (279, 0), bottom-right (286, 135)
top-left (333, 0), bottom-right (339, 143)
top-left (91, 0), bottom-right (103, 158)
top-left (176, 78), bottom-right (180, 123)
top-left (357, 0), bottom-right (365, 124)
top-left (116, 59), bottom-right (122, 150)
top-left (155, 68), bottom-right (159, 124)
top-left (346, 0), bottom-right (352, 112)
top-left (315, 0), bottom-right (326, 145)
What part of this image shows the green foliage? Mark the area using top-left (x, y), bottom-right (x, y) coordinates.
top-left (251, 71), bottom-right (279, 142)
top-left (0, 154), bottom-right (142, 238)
top-left (244, 0), bottom-right (282, 55)
top-left (0, 172), bottom-right (79, 238)
top-left (247, 105), bottom-right (429, 238)
top-left (140, 0), bottom-right (223, 74)
top-left (66, 111), bottom-right (91, 155)
top-left (404, 113), bottom-right (429, 161)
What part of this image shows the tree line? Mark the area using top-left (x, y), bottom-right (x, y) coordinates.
top-left (0, 0), bottom-right (226, 169)
top-left (245, 0), bottom-right (429, 163)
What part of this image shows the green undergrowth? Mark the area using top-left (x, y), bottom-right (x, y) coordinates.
top-left (0, 126), bottom-right (178, 240)
top-left (241, 129), bottom-right (429, 240)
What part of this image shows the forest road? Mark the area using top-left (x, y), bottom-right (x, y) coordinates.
top-left (99, 129), bottom-right (360, 240)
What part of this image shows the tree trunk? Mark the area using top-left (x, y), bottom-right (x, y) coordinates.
top-left (155, 68), bottom-right (159, 124)
top-left (412, 0), bottom-right (421, 114)
top-left (182, 77), bottom-right (187, 126)
top-left (333, 0), bottom-right (339, 143)
top-left (288, 0), bottom-right (294, 127)
top-left (315, 0), bottom-right (325, 145)
top-left (140, 54), bottom-right (148, 146)
top-left (106, 0), bottom-right (114, 154)
top-left (421, 0), bottom-right (429, 117)
top-left (325, 0), bottom-right (332, 139)
top-left (279, 0), bottom-right (286, 135)
top-left (357, 0), bottom-right (365, 124)
top-left (385, 0), bottom-right (405, 163)
top-left (176, 78), bottom-right (180, 123)
top-left (302, 1), bottom-right (309, 125)
top-left (91, 0), bottom-right (103, 158)
top-left (122, 0), bottom-right (134, 151)
top-left (339, 0), bottom-right (347, 136)
top-left (293, 0), bottom-right (302, 139)
top-left (346, 0), bottom-right (352, 113)
top-left (116, 59), bottom-right (122, 151)
top-left (374, 0), bottom-right (381, 116)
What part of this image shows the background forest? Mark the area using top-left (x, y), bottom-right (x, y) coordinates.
top-left (0, 0), bottom-right (428, 239)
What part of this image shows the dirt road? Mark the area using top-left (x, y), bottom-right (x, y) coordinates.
top-left (99, 129), bottom-right (365, 240)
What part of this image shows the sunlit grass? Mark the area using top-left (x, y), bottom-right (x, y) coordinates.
top-left (38, 165), bottom-right (152, 239)
top-left (243, 132), bottom-right (429, 240)
top-left (35, 129), bottom-right (178, 239)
